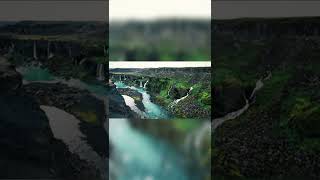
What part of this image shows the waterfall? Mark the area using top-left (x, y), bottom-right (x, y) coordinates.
top-left (33, 41), bottom-right (38, 60)
top-left (143, 80), bottom-right (149, 88)
top-left (212, 72), bottom-right (272, 132)
top-left (79, 58), bottom-right (87, 65)
top-left (212, 98), bottom-right (249, 131)
top-left (96, 64), bottom-right (105, 81)
top-left (249, 79), bottom-right (263, 99)
top-left (47, 41), bottom-right (54, 59)
top-left (168, 87), bottom-right (193, 108)
top-left (119, 75), bottom-right (122, 81)
top-left (140, 80), bottom-right (143, 87)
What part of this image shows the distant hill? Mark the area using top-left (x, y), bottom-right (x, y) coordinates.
top-left (109, 19), bottom-right (211, 61)
top-left (0, 21), bottom-right (106, 37)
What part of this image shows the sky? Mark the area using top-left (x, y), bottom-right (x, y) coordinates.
top-left (110, 0), bottom-right (211, 21)
top-left (109, 61), bottom-right (211, 69)
top-left (213, 1), bottom-right (320, 19)
top-left (0, 1), bottom-right (107, 21)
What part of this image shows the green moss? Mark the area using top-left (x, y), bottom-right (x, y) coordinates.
top-left (76, 111), bottom-right (98, 124)
top-left (22, 67), bottom-right (55, 81)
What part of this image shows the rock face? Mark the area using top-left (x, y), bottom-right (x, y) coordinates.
top-left (0, 57), bottom-right (22, 92)
top-left (117, 88), bottom-right (145, 112)
top-left (213, 80), bottom-right (249, 118)
top-left (0, 57), bottom-right (104, 179)
top-left (169, 86), bottom-right (188, 99)
top-left (108, 83), bottom-right (138, 118)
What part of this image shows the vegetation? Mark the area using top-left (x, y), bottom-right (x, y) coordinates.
top-left (109, 19), bottom-right (211, 61)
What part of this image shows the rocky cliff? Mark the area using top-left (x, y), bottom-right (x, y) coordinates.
top-left (213, 17), bottom-right (320, 179)
top-left (0, 57), bottom-right (105, 179)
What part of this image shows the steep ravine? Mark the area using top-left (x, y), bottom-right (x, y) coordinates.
top-left (110, 73), bottom-right (211, 119)
top-left (213, 17), bottom-right (320, 179)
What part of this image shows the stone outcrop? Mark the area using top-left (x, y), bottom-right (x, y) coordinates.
top-left (108, 82), bottom-right (138, 119)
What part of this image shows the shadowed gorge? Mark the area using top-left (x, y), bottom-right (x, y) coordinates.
top-left (213, 17), bottom-right (320, 179)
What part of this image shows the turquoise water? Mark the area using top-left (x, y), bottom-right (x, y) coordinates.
top-left (19, 66), bottom-right (55, 81)
top-left (109, 119), bottom-right (190, 180)
top-left (19, 66), bottom-right (109, 96)
top-left (114, 81), bottom-right (170, 119)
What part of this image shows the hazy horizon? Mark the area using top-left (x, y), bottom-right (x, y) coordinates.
top-left (110, 61), bottom-right (211, 69)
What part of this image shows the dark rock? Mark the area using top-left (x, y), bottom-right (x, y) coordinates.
top-left (24, 82), bottom-right (108, 158)
top-left (0, 57), bottom-right (22, 93)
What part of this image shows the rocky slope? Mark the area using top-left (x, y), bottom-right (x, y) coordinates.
top-left (0, 57), bottom-right (104, 179)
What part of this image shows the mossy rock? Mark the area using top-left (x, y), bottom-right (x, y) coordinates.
top-left (75, 111), bottom-right (98, 124)
top-left (291, 102), bottom-right (320, 137)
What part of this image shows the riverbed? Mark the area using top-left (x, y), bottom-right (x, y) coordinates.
top-left (114, 81), bottom-right (171, 119)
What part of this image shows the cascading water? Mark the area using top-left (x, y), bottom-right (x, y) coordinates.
top-left (114, 82), bottom-right (170, 119)
top-left (139, 80), bottom-right (143, 87)
top-left (96, 64), bottom-right (105, 81)
top-left (212, 72), bottom-right (272, 132)
top-left (169, 87), bottom-right (193, 109)
top-left (143, 80), bottom-right (149, 89)
top-left (47, 41), bottom-right (54, 59)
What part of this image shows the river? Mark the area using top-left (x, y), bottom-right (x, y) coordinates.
top-left (17, 66), bottom-right (208, 180)
top-left (109, 119), bottom-right (208, 180)
top-left (114, 81), bottom-right (170, 119)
